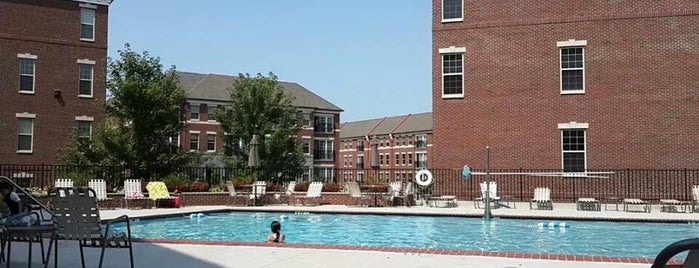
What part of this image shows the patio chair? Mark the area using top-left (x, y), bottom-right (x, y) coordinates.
top-left (122, 179), bottom-right (144, 209)
top-left (145, 181), bottom-right (176, 208)
top-left (623, 198), bottom-right (651, 213)
top-left (88, 179), bottom-right (112, 202)
top-left (297, 182), bottom-right (323, 206)
top-left (692, 185), bottom-right (699, 213)
top-left (54, 179), bottom-right (73, 188)
top-left (395, 181), bottom-right (415, 207)
top-left (660, 199), bottom-right (690, 213)
top-left (274, 181), bottom-right (297, 205)
top-left (474, 181), bottom-right (502, 209)
top-left (46, 187), bottom-right (134, 268)
top-left (226, 184), bottom-right (247, 206)
top-left (576, 197), bottom-right (601, 211)
top-left (345, 182), bottom-right (371, 207)
top-left (384, 181), bottom-right (403, 206)
top-left (249, 181), bottom-right (267, 206)
top-left (529, 187), bottom-right (553, 210)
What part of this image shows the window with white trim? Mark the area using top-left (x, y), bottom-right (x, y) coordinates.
top-left (17, 118), bottom-right (33, 153)
top-left (76, 120), bottom-right (92, 140)
top-left (80, 8), bottom-right (95, 41)
top-left (559, 41), bottom-right (586, 94)
top-left (207, 105), bottom-right (218, 121)
top-left (561, 129), bottom-right (586, 172)
top-left (415, 135), bottom-right (427, 148)
top-left (313, 114), bottom-right (334, 133)
top-left (207, 133), bottom-right (216, 152)
top-left (442, 0), bottom-right (463, 22)
top-left (78, 64), bottom-right (94, 97)
top-left (189, 133), bottom-right (199, 151)
top-left (301, 138), bottom-right (311, 155)
top-left (302, 113), bottom-right (311, 127)
top-left (357, 155), bottom-right (364, 169)
top-left (19, 59), bottom-right (36, 93)
top-left (312, 167), bottom-right (334, 182)
top-left (416, 153), bottom-right (427, 169)
top-left (190, 105), bottom-right (200, 120)
top-left (442, 53), bottom-right (464, 97)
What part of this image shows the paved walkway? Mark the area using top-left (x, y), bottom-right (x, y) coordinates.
top-left (7, 202), bottom-right (689, 267)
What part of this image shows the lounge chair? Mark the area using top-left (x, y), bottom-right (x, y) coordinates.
top-left (225, 184), bottom-right (247, 206)
top-left (395, 182), bottom-right (415, 207)
top-left (249, 181), bottom-right (267, 206)
top-left (46, 187), bottom-right (134, 268)
top-left (297, 182), bottom-right (323, 206)
top-left (529, 187), bottom-right (553, 210)
top-left (274, 181), bottom-right (296, 205)
top-left (660, 199), bottom-right (690, 213)
top-left (345, 182), bottom-right (371, 207)
top-left (385, 181), bottom-right (403, 206)
top-left (122, 179), bottom-right (144, 209)
top-left (54, 179), bottom-right (73, 188)
top-left (145, 181), bottom-right (176, 208)
top-left (623, 198), bottom-right (651, 213)
top-left (692, 185), bottom-right (699, 213)
top-left (88, 179), bottom-right (112, 202)
top-left (474, 181), bottom-right (502, 209)
top-left (427, 195), bottom-right (458, 208)
top-left (576, 197), bottom-right (600, 211)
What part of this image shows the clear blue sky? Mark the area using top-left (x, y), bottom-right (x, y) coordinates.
top-left (107, 0), bottom-right (432, 123)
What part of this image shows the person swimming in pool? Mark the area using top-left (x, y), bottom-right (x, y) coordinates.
top-left (266, 220), bottom-right (285, 243)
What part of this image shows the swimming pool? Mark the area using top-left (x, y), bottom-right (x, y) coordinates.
top-left (111, 211), bottom-right (698, 259)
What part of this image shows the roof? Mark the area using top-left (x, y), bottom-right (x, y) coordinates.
top-left (69, 0), bottom-right (114, 5)
top-left (340, 112), bottom-right (432, 139)
top-left (177, 71), bottom-right (343, 111)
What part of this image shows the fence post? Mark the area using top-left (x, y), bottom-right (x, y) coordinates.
top-left (685, 168), bottom-right (689, 201)
top-left (518, 168), bottom-right (523, 202)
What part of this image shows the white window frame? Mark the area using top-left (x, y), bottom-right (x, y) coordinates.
top-left (313, 114), bottom-right (334, 133)
top-left (75, 116), bottom-right (94, 140)
top-left (189, 104), bottom-right (200, 121)
top-left (207, 105), bottom-right (218, 122)
top-left (313, 139), bottom-right (334, 161)
top-left (301, 138), bottom-right (311, 155)
top-left (206, 132), bottom-right (217, 152)
top-left (558, 40), bottom-right (587, 95)
top-left (558, 122), bottom-right (589, 172)
top-left (80, 6), bottom-right (96, 42)
top-left (169, 134), bottom-right (181, 148)
top-left (441, 0), bottom-right (464, 23)
top-left (439, 47), bottom-right (466, 99)
top-left (18, 54), bottom-right (37, 94)
top-left (16, 113), bottom-right (36, 154)
top-left (189, 131), bottom-right (200, 152)
top-left (77, 59), bottom-right (95, 98)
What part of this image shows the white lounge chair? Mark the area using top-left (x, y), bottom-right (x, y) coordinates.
top-left (54, 179), bottom-right (73, 188)
top-left (226, 184), bottom-right (247, 206)
top-left (576, 197), bottom-right (600, 211)
top-left (297, 182), bottom-right (323, 206)
top-left (474, 181), bottom-right (502, 209)
top-left (623, 198), bottom-right (651, 213)
top-left (692, 185), bottom-right (699, 213)
top-left (529, 187), bottom-right (553, 210)
top-left (274, 181), bottom-right (296, 205)
top-left (88, 179), bottom-right (112, 202)
top-left (345, 182), bottom-right (371, 207)
top-left (385, 181), bottom-right (403, 206)
top-left (123, 179), bottom-right (144, 209)
top-left (249, 181), bottom-right (267, 206)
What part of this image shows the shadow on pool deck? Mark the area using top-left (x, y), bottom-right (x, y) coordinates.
top-left (6, 240), bottom-right (226, 268)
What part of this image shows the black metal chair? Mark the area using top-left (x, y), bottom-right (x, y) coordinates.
top-left (45, 187), bottom-right (134, 268)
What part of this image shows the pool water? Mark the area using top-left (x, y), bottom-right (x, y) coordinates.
top-left (111, 212), bottom-right (699, 258)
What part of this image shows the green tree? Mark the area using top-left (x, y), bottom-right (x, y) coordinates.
top-left (217, 73), bottom-right (305, 183)
top-left (58, 44), bottom-right (193, 179)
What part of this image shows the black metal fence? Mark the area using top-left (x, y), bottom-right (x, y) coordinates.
top-left (1, 164), bottom-right (697, 202)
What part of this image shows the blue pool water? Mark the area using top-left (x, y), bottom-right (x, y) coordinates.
top-left (111, 212), bottom-right (699, 258)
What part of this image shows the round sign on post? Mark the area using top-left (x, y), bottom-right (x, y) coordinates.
top-left (415, 169), bottom-right (433, 186)
top-left (462, 165), bottom-right (471, 179)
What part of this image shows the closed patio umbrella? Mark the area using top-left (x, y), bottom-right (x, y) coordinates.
top-left (248, 134), bottom-right (260, 168)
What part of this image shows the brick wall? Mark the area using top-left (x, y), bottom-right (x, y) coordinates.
top-left (431, 0), bottom-right (699, 170)
top-left (0, 0), bottom-right (109, 164)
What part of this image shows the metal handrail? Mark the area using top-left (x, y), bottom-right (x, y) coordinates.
top-left (0, 176), bottom-right (53, 215)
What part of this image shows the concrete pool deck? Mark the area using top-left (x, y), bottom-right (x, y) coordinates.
top-left (7, 202), bottom-right (691, 267)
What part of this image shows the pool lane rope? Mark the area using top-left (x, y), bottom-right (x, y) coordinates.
top-left (536, 221), bottom-right (570, 229)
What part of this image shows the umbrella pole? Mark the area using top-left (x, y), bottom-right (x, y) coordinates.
top-left (484, 146), bottom-right (492, 220)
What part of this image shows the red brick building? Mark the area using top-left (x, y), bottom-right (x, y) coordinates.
top-left (176, 71), bottom-right (343, 181)
top-left (432, 0), bottom-right (699, 170)
top-left (0, 0), bottom-right (112, 165)
top-left (338, 112), bottom-right (433, 183)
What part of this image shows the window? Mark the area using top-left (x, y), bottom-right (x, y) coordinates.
top-left (169, 134), bottom-right (180, 148)
top-left (408, 153), bottom-right (413, 165)
top-left (415, 135), bottom-right (427, 149)
top-left (379, 154), bottom-right (384, 165)
top-left (207, 133), bottom-right (216, 152)
top-left (442, 0), bottom-right (463, 22)
top-left (313, 139), bottom-right (333, 161)
top-left (395, 153), bottom-right (400, 165)
top-left (80, 8), bottom-right (95, 41)
top-left (17, 118), bottom-right (33, 153)
top-left (301, 138), bottom-right (311, 154)
top-left (314, 115), bottom-right (334, 133)
top-left (401, 153), bottom-right (406, 165)
top-left (357, 156), bottom-right (364, 169)
top-left (357, 140), bottom-right (364, 151)
top-left (190, 105), bottom-right (200, 120)
top-left (441, 52), bottom-right (464, 97)
top-left (416, 153), bottom-right (427, 169)
top-left (561, 129), bottom-right (586, 172)
top-left (78, 64), bottom-right (94, 97)
top-left (189, 133), bottom-right (199, 151)
top-left (302, 113), bottom-right (311, 127)
top-left (343, 156), bottom-right (348, 167)
top-left (558, 40), bottom-right (587, 94)
top-left (312, 167), bottom-right (334, 182)
top-left (207, 105), bottom-right (217, 121)
top-left (77, 121), bottom-right (92, 140)
top-left (19, 58), bottom-right (35, 93)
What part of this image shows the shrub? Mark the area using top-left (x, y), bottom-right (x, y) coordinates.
top-left (322, 183), bottom-right (342, 192)
top-left (294, 182), bottom-right (309, 192)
